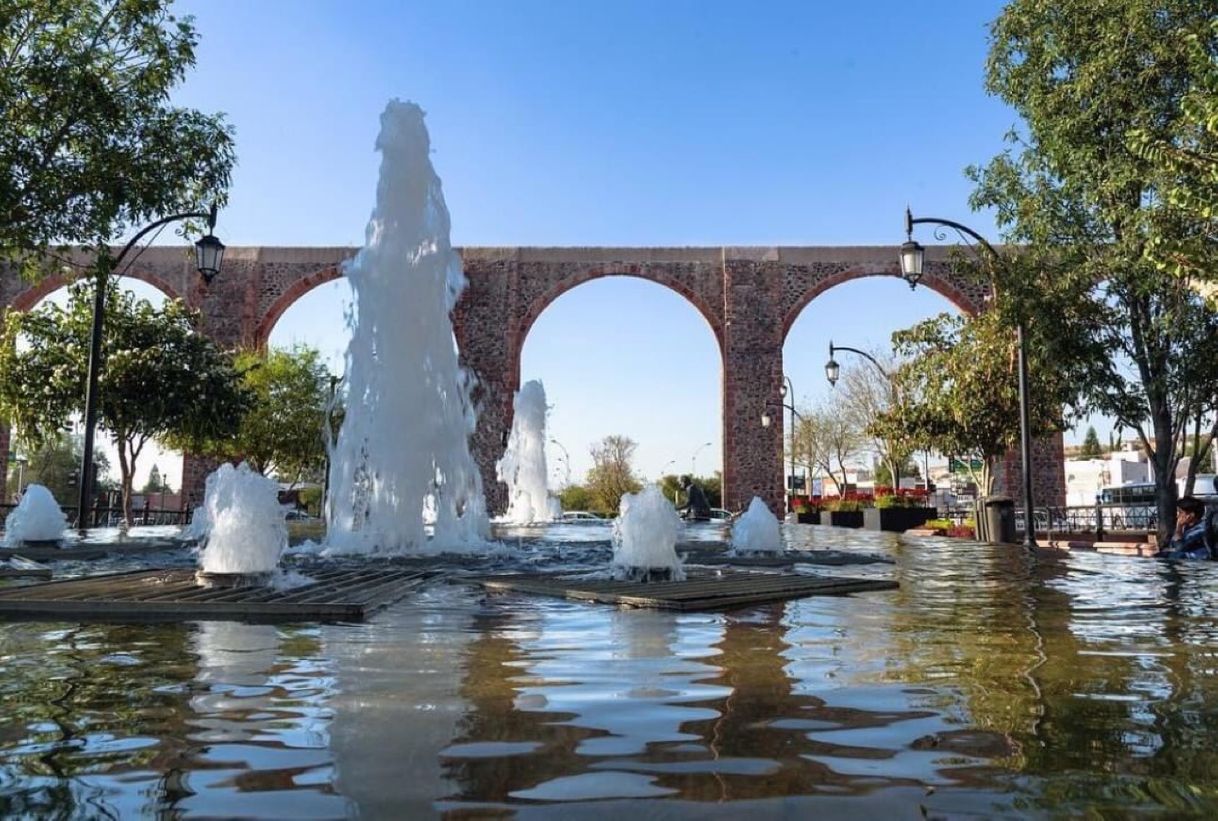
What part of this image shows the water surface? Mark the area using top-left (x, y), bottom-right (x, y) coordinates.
top-left (3, 525), bottom-right (1218, 817)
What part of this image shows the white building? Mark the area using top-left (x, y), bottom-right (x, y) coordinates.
top-left (1064, 444), bottom-right (1150, 507)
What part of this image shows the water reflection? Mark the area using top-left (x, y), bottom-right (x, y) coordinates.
top-left (4, 526), bottom-right (1218, 816)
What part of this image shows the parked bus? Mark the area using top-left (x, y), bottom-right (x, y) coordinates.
top-left (1098, 483), bottom-right (1156, 505)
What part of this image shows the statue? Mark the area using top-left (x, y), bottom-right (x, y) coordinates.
top-left (680, 475), bottom-right (712, 522)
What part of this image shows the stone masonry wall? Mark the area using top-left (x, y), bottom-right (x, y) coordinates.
top-left (0, 246), bottom-right (1067, 517)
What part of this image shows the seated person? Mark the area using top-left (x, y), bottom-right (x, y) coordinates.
top-left (1156, 496), bottom-right (1212, 560)
top-left (680, 475), bottom-right (712, 521)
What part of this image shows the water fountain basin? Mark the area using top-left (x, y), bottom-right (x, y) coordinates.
top-left (195, 570), bottom-right (274, 590)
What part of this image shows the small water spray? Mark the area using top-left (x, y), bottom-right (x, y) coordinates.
top-left (3, 485), bottom-right (67, 544)
top-left (196, 463), bottom-right (287, 583)
top-left (729, 497), bottom-right (783, 556)
top-left (611, 485), bottom-right (685, 581)
top-left (497, 380), bottom-right (561, 524)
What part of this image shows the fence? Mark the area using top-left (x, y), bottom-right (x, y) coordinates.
top-left (0, 503), bottom-right (193, 528)
top-left (946, 502), bottom-right (1158, 540)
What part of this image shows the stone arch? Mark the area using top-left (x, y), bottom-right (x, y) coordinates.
top-left (8, 267), bottom-right (183, 313)
top-left (517, 267), bottom-right (725, 359)
top-left (781, 263), bottom-right (985, 341)
top-left (253, 265), bottom-right (345, 348)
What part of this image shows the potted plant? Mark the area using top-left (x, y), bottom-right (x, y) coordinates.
top-left (820, 497), bottom-right (864, 528)
top-left (863, 491), bottom-right (937, 533)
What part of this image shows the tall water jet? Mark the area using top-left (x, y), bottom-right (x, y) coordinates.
top-left (497, 380), bottom-right (562, 524)
top-left (3, 485), bottom-right (67, 545)
top-left (728, 496), bottom-right (783, 556)
top-left (326, 101), bottom-right (488, 554)
top-left (611, 485), bottom-right (685, 581)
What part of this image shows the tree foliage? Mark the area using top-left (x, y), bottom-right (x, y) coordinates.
top-left (875, 310), bottom-right (1075, 497)
top-left (6, 432), bottom-right (111, 503)
top-left (971, 0), bottom-right (1218, 540)
top-left (792, 400), bottom-right (864, 496)
top-left (0, 0), bottom-right (234, 272)
top-left (585, 435), bottom-right (642, 514)
top-left (0, 279), bottom-right (248, 522)
top-left (1080, 426), bottom-right (1103, 459)
top-left (832, 351), bottom-right (915, 489)
top-left (221, 345), bottom-right (337, 485)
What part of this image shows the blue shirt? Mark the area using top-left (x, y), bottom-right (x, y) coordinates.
top-left (1159, 519), bottom-right (1211, 560)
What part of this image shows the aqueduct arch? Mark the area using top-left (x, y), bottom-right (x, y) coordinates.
top-left (0, 245), bottom-right (1065, 512)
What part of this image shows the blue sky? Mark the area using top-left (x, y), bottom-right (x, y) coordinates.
top-left (73, 0), bottom-right (1110, 488)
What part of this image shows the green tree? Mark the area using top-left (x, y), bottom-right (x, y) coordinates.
top-left (834, 351), bottom-right (914, 489)
top-left (0, 279), bottom-right (249, 523)
top-left (558, 483), bottom-right (596, 514)
top-left (140, 464), bottom-right (164, 494)
top-left (223, 346), bottom-right (336, 485)
top-left (1080, 426), bottom-right (1103, 459)
top-left (585, 435), bottom-right (642, 515)
top-left (6, 432), bottom-right (111, 503)
top-left (0, 1), bottom-right (234, 274)
top-left (970, 0), bottom-right (1218, 541)
top-left (874, 310), bottom-right (1075, 498)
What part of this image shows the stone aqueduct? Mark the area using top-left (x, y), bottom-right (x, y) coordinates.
top-left (0, 245), bottom-right (1065, 512)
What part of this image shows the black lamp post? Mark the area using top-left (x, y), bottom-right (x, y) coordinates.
top-left (824, 341), bottom-right (889, 386)
top-left (825, 340), bottom-right (903, 485)
top-left (76, 205), bottom-right (225, 529)
top-left (761, 376), bottom-right (803, 512)
top-left (901, 207), bottom-right (1036, 549)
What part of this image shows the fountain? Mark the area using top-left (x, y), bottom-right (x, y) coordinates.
top-left (611, 485), bottom-right (685, 581)
top-left (195, 462), bottom-right (288, 587)
top-left (324, 100), bottom-right (488, 554)
top-left (3, 484), bottom-right (67, 546)
top-left (496, 380), bottom-right (562, 524)
top-left (728, 496), bottom-right (783, 556)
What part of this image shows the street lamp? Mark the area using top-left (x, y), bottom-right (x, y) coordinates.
top-left (690, 441), bottom-right (712, 478)
top-left (761, 384), bottom-right (804, 512)
top-left (901, 207), bottom-right (1035, 549)
top-left (77, 205), bottom-right (225, 529)
top-left (15, 456), bottom-right (27, 495)
top-left (825, 340), bottom-right (889, 387)
top-left (825, 340), bottom-right (918, 489)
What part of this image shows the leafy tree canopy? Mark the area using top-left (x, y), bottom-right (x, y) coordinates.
top-left (0, 0), bottom-right (234, 272)
top-left (0, 279), bottom-right (249, 521)
top-left (221, 345), bottom-right (338, 485)
top-left (585, 435), bottom-right (642, 514)
top-left (970, 0), bottom-right (1218, 539)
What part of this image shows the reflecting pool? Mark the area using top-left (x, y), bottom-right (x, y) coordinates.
top-left (3, 525), bottom-right (1218, 817)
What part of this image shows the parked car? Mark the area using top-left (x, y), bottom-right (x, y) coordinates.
top-left (708, 508), bottom-right (734, 521)
top-left (560, 511), bottom-right (609, 524)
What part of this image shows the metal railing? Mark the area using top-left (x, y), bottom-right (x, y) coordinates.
top-left (946, 502), bottom-right (1159, 539)
top-left (0, 504), bottom-right (193, 528)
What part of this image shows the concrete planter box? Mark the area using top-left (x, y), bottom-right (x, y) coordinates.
top-left (820, 510), bottom-right (864, 528)
top-left (863, 507), bottom-right (937, 533)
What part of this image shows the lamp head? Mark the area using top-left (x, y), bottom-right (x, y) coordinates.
top-left (825, 356), bottom-right (840, 387)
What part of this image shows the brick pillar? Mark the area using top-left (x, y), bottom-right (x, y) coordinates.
top-left (453, 261), bottom-right (514, 515)
top-left (996, 431), bottom-right (1066, 507)
top-left (180, 454), bottom-right (221, 510)
top-left (722, 258), bottom-right (786, 515)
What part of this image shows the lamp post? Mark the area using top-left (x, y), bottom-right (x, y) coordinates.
top-left (77, 205), bottom-right (225, 529)
top-left (825, 341), bottom-right (903, 486)
top-left (322, 373), bottom-right (341, 518)
top-left (690, 441), bottom-right (712, 479)
top-left (761, 390), bottom-right (804, 512)
top-left (901, 207), bottom-right (1036, 549)
top-left (15, 456), bottom-right (27, 495)
top-left (548, 438), bottom-right (571, 488)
